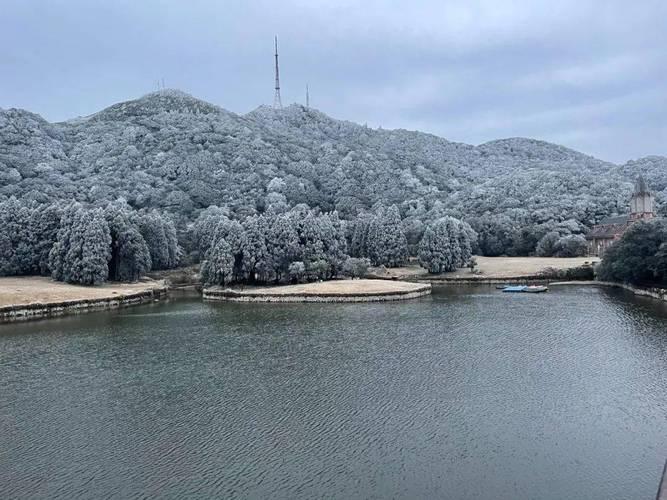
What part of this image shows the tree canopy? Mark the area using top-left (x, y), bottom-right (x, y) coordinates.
top-left (597, 220), bottom-right (667, 286)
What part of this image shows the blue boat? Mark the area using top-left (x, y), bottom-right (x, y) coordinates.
top-left (501, 285), bottom-right (549, 293)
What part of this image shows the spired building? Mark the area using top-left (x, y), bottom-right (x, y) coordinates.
top-left (586, 176), bottom-right (656, 256)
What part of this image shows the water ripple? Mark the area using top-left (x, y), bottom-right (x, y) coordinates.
top-left (0, 287), bottom-right (665, 499)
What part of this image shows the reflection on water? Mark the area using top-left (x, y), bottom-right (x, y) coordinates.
top-left (0, 285), bottom-right (665, 499)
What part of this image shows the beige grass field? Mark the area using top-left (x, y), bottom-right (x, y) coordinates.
top-left (0, 276), bottom-right (165, 307)
top-left (221, 279), bottom-right (427, 296)
top-left (371, 256), bottom-right (599, 280)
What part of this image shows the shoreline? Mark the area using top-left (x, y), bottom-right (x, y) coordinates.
top-left (414, 275), bottom-right (554, 285)
top-left (549, 280), bottom-right (667, 302)
top-left (0, 278), bottom-right (168, 323)
top-left (1, 276), bottom-right (664, 323)
top-left (203, 279), bottom-right (432, 303)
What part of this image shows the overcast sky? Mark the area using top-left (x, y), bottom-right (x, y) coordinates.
top-left (2, 0), bottom-right (665, 163)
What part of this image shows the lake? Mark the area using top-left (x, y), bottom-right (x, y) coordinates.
top-left (1, 285), bottom-right (666, 499)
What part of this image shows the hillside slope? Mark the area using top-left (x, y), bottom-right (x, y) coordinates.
top-left (0, 90), bottom-right (664, 229)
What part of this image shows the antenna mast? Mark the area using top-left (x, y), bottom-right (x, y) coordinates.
top-left (273, 36), bottom-right (283, 109)
top-left (306, 84), bottom-right (309, 108)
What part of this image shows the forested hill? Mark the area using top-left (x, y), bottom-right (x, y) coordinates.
top-left (1, 89), bottom-right (665, 230)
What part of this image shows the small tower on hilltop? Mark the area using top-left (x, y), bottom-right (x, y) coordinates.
top-left (306, 84), bottom-right (310, 108)
top-left (629, 175), bottom-right (655, 221)
top-left (273, 36), bottom-right (283, 109)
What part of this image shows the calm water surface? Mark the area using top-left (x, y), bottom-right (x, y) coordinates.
top-left (1, 285), bottom-right (666, 499)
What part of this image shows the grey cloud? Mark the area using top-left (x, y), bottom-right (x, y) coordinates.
top-left (1, 0), bottom-right (665, 162)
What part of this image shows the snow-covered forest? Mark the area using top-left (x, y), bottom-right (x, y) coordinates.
top-left (0, 198), bottom-right (179, 285)
top-left (1, 89), bottom-right (665, 284)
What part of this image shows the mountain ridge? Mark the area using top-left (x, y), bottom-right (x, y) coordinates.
top-left (5, 90), bottom-right (663, 165)
top-left (0, 89), bottom-right (665, 232)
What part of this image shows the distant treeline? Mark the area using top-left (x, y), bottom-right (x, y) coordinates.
top-left (1, 192), bottom-right (595, 287)
top-left (192, 204), bottom-right (478, 286)
top-left (0, 198), bottom-right (180, 285)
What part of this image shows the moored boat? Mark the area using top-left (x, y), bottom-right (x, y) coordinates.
top-left (501, 285), bottom-right (548, 293)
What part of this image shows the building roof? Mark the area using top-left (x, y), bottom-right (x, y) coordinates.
top-left (598, 214), bottom-right (631, 225)
top-left (586, 222), bottom-right (628, 240)
top-left (586, 176), bottom-right (656, 241)
top-left (586, 214), bottom-right (632, 239)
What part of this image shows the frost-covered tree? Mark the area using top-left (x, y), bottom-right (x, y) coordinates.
top-left (553, 234), bottom-right (588, 258)
top-left (468, 215), bottom-right (517, 257)
top-left (266, 213), bottom-right (300, 282)
top-left (535, 231), bottom-right (562, 257)
top-left (31, 204), bottom-right (64, 275)
top-left (48, 203), bottom-right (81, 282)
top-left (196, 205), bottom-right (349, 285)
top-left (201, 239), bottom-right (234, 286)
top-left (366, 205), bottom-right (408, 267)
top-left (105, 204), bottom-right (152, 281)
top-left (241, 215), bottom-right (271, 282)
top-left (349, 214), bottom-right (372, 258)
top-left (2, 90), bottom-right (665, 270)
top-left (342, 257), bottom-right (369, 278)
top-left (190, 206), bottom-right (231, 257)
top-left (138, 210), bottom-right (180, 270)
top-left (118, 228), bottom-right (151, 281)
top-left (49, 207), bottom-right (111, 285)
top-left (418, 217), bottom-right (473, 273)
top-left (288, 261), bottom-right (306, 283)
top-left (0, 198), bottom-right (34, 275)
top-left (0, 197), bottom-right (175, 284)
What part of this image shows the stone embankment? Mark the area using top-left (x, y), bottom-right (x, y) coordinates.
top-left (550, 280), bottom-right (667, 302)
top-left (203, 279), bottom-right (431, 303)
top-left (0, 277), bottom-right (168, 323)
top-left (369, 257), bottom-right (598, 284)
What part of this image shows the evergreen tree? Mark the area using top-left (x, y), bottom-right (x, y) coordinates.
top-left (201, 239), bottom-right (234, 286)
top-left (321, 212), bottom-right (348, 277)
top-left (342, 257), bottom-right (370, 278)
top-left (652, 243), bottom-right (667, 284)
top-left (288, 261), bottom-right (306, 283)
top-left (553, 234), bottom-right (587, 257)
top-left (48, 203), bottom-right (81, 282)
top-left (418, 216), bottom-right (473, 273)
top-left (70, 209), bottom-right (112, 285)
top-left (138, 210), bottom-right (181, 270)
top-left (266, 213), bottom-right (300, 282)
top-left (106, 204), bottom-right (152, 281)
top-left (117, 227), bottom-right (152, 281)
top-left (419, 220), bottom-right (454, 273)
top-left (32, 204), bottom-right (63, 275)
top-left (0, 198), bottom-right (34, 275)
top-left (241, 215), bottom-right (270, 282)
top-left (597, 220), bottom-right (667, 285)
top-left (50, 207), bottom-right (111, 285)
top-left (468, 215), bottom-right (517, 257)
top-left (350, 214), bottom-right (372, 258)
top-left (536, 231), bottom-right (561, 257)
top-left (366, 205), bottom-right (408, 267)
